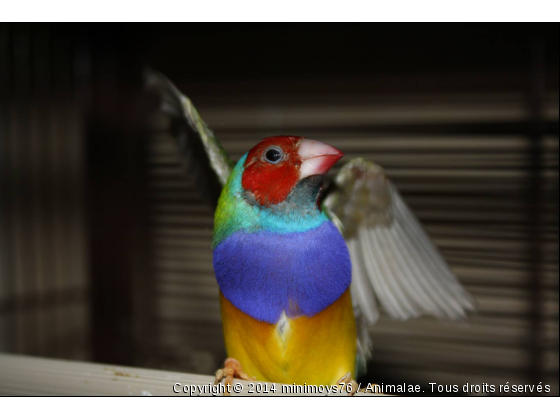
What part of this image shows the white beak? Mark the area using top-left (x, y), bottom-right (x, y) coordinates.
top-left (298, 139), bottom-right (344, 179)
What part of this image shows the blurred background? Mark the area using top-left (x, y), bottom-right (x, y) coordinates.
top-left (0, 24), bottom-right (558, 395)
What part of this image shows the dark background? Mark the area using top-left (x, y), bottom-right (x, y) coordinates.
top-left (0, 24), bottom-right (558, 395)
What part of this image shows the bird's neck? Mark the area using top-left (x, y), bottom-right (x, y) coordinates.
top-left (213, 154), bottom-right (329, 248)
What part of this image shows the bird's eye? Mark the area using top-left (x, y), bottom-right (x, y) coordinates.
top-left (264, 147), bottom-right (283, 163)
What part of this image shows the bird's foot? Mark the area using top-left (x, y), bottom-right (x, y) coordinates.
top-left (336, 372), bottom-right (359, 396)
top-left (214, 358), bottom-right (255, 396)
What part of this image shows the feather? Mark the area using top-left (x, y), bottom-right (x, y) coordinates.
top-left (145, 70), bottom-right (233, 206)
top-left (351, 279), bottom-right (374, 377)
top-left (323, 158), bottom-right (475, 325)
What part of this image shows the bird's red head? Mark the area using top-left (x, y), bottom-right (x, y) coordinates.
top-left (242, 135), bottom-right (343, 206)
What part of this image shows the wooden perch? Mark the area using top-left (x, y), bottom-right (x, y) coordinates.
top-left (0, 353), bottom-right (385, 396)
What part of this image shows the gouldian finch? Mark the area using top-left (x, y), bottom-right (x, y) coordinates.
top-left (147, 72), bottom-right (475, 394)
top-left (213, 135), bottom-right (356, 388)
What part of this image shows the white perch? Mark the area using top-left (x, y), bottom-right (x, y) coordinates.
top-left (0, 353), bottom-right (386, 396)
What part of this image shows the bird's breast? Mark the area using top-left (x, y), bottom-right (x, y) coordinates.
top-left (213, 220), bottom-right (352, 323)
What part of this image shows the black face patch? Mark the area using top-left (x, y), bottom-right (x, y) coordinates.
top-left (291, 175), bottom-right (324, 206)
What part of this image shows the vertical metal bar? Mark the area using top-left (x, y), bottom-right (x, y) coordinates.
top-left (11, 24), bottom-right (34, 354)
top-left (72, 39), bottom-right (93, 361)
top-left (52, 35), bottom-right (72, 358)
top-left (87, 29), bottom-right (153, 366)
top-left (30, 25), bottom-right (51, 357)
top-left (527, 33), bottom-right (546, 391)
top-left (0, 24), bottom-right (13, 353)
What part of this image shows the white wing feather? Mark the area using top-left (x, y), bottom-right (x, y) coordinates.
top-left (324, 158), bottom-right (475, 326)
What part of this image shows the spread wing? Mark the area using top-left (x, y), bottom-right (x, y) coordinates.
top-left (145, 70), bottom-right (233, 206)
top-left (323, 158), bottom-right (476, 326)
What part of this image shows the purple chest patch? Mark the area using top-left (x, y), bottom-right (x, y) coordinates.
top-left (213, 221), bottom-right (351, 324)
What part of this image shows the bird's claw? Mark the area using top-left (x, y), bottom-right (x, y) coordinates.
top-left (214, 358), bottom-right (255, 396)
top-left (336, 372), bottom-right (359, 396)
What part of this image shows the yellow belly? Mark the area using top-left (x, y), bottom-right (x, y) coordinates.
top-left (220, 289), bottom-right (357, 385)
